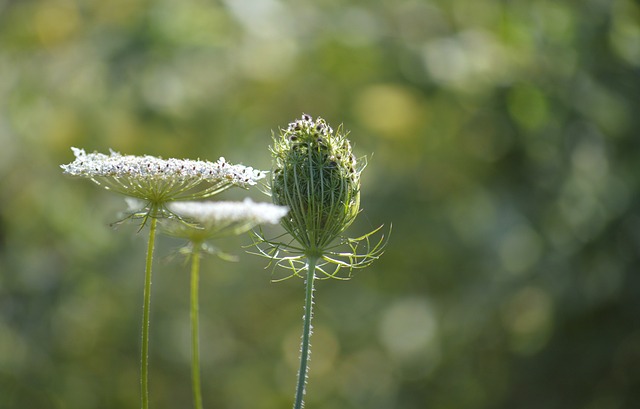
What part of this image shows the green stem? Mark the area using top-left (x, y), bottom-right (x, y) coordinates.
top-left (141, 217), bottom-right (157, 409)
top-left (190, 245), bottom-right (204, 409)
top-left (293, 256), bottom-right (317, 409)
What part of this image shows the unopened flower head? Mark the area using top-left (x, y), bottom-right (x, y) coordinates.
top-left (61, 147), bottom-right (266, 218)
top-left (163, 198), bottom-right (289, 243)
top-left (271, 114), bottom-right (362, 254)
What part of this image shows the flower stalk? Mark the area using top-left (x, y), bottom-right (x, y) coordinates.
top-left (160, 199), bottom-right (288, 409)
top-left (141, 216), bottom-right (157, 409)
top-left (293, 257), bottom-right (317, 409)
top-left (190, 243), bottom-right (203, 409)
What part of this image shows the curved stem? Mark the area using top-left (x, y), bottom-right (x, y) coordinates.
top-left (293, 256), bottom-right (317, 409)
top-left (190, 245), bottom-right (204, 409)
top-left (141, 217), bottom-right (157, 409)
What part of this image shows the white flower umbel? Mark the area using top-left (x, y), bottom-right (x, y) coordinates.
top-left (166, 198), bottom-right (289, 242)
top-left (160, 198), bottom-right (287, 409)
top-left (61, 147), bottom-right (266, 409)
top-left (61, 147), bottom-right (266, 221)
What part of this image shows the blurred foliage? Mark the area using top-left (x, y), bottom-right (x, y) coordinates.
top-left (1, 0), bottom-right (640, 408)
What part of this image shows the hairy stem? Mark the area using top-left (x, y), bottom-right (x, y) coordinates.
top-left (190, 245), bottom-right (204, 409)
top-left (141, 217), bottom-right (157, 409)
top-left (293, 256), bottom-right (317, 409)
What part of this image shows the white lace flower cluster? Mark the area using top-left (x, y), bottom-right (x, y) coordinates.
top-left (169, 198), bottom-right (289, 226)
top-left (60, 147), bottom-right (266, 204)
top-left (163, 199), bottom-right (288, 242)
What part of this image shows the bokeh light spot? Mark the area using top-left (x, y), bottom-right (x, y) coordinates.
top-left (354, 84), bottom-right (423, 137)
top-left (498, 223), bottom-right (544, 275)
top-left (422, 30), bottom-right (506, 90)
top-left (501, 286), bottom-right (554, 355)
top-left (609, 0), bottom-right (640, 66)
top-left (378, 297), bottom-right (438, 360)
top-left (507, 84), bottom-right (549, 131)
top-left (35, 0), bottom-right (80, 46)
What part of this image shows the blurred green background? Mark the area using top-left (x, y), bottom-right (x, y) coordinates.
top-left (1, 0), bottom-right (640, 408)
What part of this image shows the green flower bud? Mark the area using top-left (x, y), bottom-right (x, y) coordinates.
top-left (270, 114), bottom-right (362, 255)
